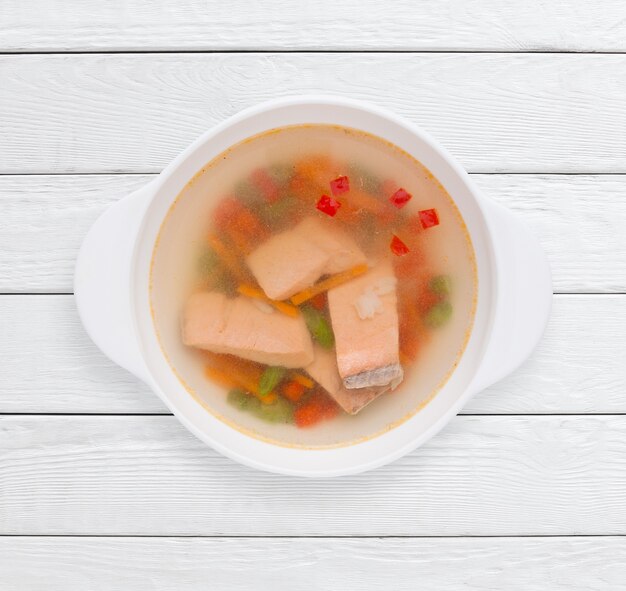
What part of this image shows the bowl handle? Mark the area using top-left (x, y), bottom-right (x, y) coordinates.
top-left (469, 196), bottom-right (552, 394)
top-left (74, 181), bottom-right (157, 385)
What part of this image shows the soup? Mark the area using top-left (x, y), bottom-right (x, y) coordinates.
top-left (151, 125), bottom-right (476, 447)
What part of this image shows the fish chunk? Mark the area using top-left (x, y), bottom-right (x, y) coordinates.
top-left (306, 345), bottom-right (388, 414)
top-left (182, 291), bottom-right (314, 367)
top-left (246, 216), bottom-right (366, 301)
top-left (327, 260), bottom-right (403, 389)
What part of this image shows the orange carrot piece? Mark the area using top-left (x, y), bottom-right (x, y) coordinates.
top-left (294, 391), bottom-right (339, 428)
top-left (205, 353), bottom-right (277, 404)
top-left (237, 284), bottom-right (300, 318)
top-left (290, 264), bottom-right (369, 305)
top-left (282, 380), bottom-right (306, 402)
top-left (291, 372), bottom-right (314, 389)
top-left (204, 365), bottom-right (238, 388)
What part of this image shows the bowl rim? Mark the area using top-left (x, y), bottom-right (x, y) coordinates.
top-left (130, 95), bottom-right (499, 476)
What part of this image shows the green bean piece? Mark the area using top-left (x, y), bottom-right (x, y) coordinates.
top-left (259, 366), bottom-right (287, 397)
top-left (429, 275), bottom-right (452, 297)
top-left (424, 301), bottom-right (453, 328)
top-left (302, 307), bottom-right (335, 349)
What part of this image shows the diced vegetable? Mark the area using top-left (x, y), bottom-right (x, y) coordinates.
top-left (292, 373), bottom-right (315, 389)
top-left (227, 389), bottom-right (293, 423)
top-left (310, 293), bottom-right (327, 311)
top-left (429, 274), bottom-right (452, 297)
top-left (316, 194), bottom-right (342, 217)
top-left (390, 235), bottom-right (410, 256)
top-left (204, 365), bottom-right (238, 388)
top-left (330, 175), bottom-right (350, 196)
top-left (255, 397), bottom-right (294, 423)
top-left (302, 306), bottom-right (335, 349)
top-left (290, 264), bottom-right (368, 305)
top-left (250, 168), bottom-right (280, 203)
top-left (294, 392), bottom-right (339, 428)
top-left (259, 366), bottom-right (287, 397)
top-left (424, 301), bottom-right (453, 328)
top-left (237, 284), bottom-right (300, 317)
top-left (389, 188), bottom-right (412, 209)
top-left (227, 388), bottom-right (258, 410)
top-left (282, 380), bottom-right (306, 402)
top-left (205, 354), bottom-right (277, 404)
top-left (419, 208), bottom-right (440, 229)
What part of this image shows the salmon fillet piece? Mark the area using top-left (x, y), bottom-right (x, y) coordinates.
top-left (182, 291), bottom-right (314, 368)
top-left (245, 216), bottom-right (367, 301)
top-left (327, 260), bottom-right (403, 389)
top-left (306, 345), bottom-right (389, 414)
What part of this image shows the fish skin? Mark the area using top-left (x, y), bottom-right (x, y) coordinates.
top-left (306, 345), bottom-right (389, 414)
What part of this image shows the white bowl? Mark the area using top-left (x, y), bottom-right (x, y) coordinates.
top-left (75, 96), bottom-right (551, 477)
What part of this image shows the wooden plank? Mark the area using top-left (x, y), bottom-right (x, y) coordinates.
top-left (1, 54), bottom-right (625, 174)
top-left (2, 415), bottom-right (626, 535)
top-left (2, 0), bottom-right (626, 52)
top-left (1, 537), bottom-right (624, 591)
top-left (1, 294), bottom-right (625, 415)
top-left (0, 295), bottom-right (161, 414)
top-left (2, 173), bottom-right (626, 294)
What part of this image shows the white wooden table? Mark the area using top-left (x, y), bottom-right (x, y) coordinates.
top-left (2, 2), bottom-right (626, 588)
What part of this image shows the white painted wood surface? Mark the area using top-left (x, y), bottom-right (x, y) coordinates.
top-left (3, 415), bottom-right (626, 535)
top-left (2, 173), bottom-right (626, 293)
top-left (1, 537), bottom-right (624, 591)
top-left (2, 3), bottom-right (625, 587)
top-left (3, 0), bottom-right (626, 52)
top-left (2, 54), bottom-right (626, 174)
top-left (2, 294), bottom-right (625, 414)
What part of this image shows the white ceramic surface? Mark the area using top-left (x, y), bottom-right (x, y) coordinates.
top-left (75, 96), bottom-right (551, 477)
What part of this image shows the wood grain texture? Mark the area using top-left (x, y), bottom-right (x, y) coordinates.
top-left (2, 415), bottom-right (626, 535)
top-left (1, 294), bottom-right (625, 415)
top-left (2, 0), bottom-right (626, 52)
top-left (2, 173), bottom-right (626, 293)
top-left (1, 537), bottom-right (624, 591)
top-left (1, 53), bottom-right (625, 174)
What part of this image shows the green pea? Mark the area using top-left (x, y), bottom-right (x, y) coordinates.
top-left (227, 388), bottom-right (257, 411)
top-left (259, 366), bottom-right (287, 397)
top-left (253, 397), bottom-right (294, 424)
top-left (424, 301), bottom-right (453, 328)
top-left (302, 307), bottom-right (335, 349)
top-left (429, 275), bottom-right (452, 297)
